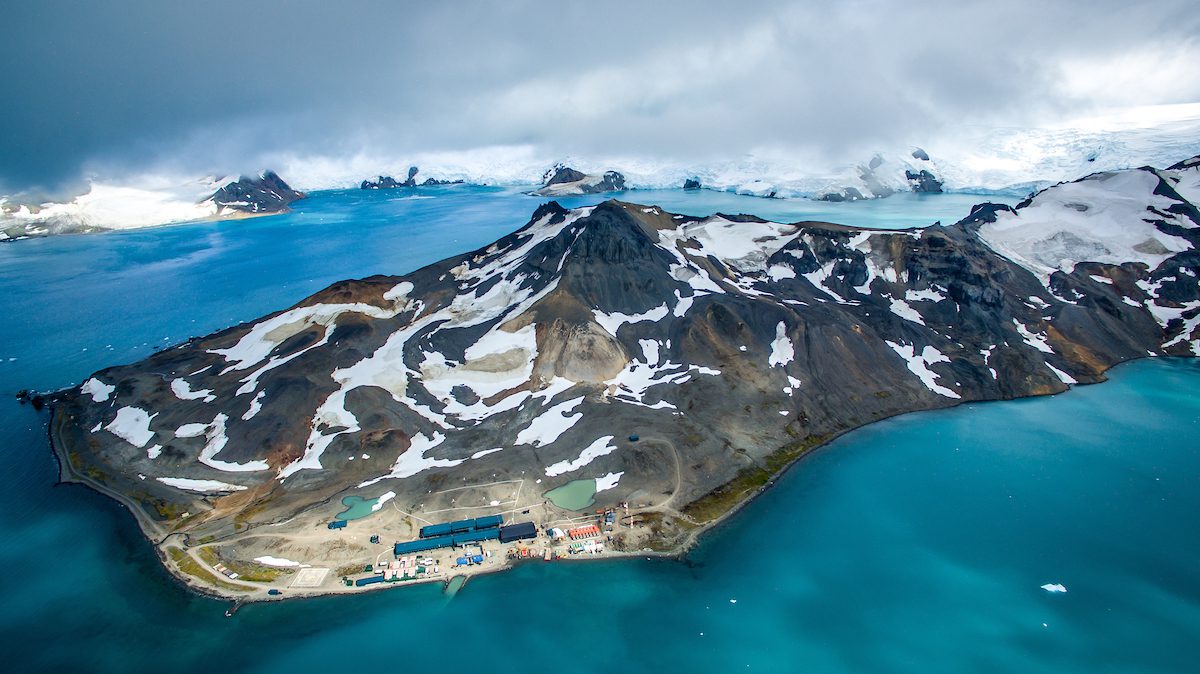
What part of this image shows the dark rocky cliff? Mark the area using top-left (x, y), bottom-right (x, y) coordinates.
top-left (208, 171), bottom-right (305, 214)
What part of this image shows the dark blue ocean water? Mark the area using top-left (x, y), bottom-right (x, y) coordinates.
top-left (1, 186), bottom-right (1196, 673)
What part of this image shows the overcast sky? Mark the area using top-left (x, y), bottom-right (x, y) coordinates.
top-left (2, 0), bottom-right (1198, 194)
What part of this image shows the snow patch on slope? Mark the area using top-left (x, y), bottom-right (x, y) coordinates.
top-left (171, 378), bottom-right (216, 403)
top-left (81, 378), bottom-right (115, 403)
top-left (105, 407), bottom-right (157, 447)
top-left (545, 435), bottom-right (618, 477)
top-left (768, 322), bottom-right (794, 367)
top-left (157, 477), bottom-right (247, 493)
top-left (979, 169), bottom-right (1192, 283)
top-left (885, 342), bottom-right (960, 399)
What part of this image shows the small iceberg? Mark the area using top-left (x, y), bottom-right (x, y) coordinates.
top-left (1040, 583), bottom-right (1068, 593)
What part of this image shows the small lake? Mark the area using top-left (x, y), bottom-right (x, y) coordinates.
top-left (335, 495), bottom-right (379, 521)
top-left (544, 479), bottom-right (598, 511)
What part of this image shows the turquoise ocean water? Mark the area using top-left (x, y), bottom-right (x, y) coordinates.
top-left (0, 186), bottom-right (1196, 672)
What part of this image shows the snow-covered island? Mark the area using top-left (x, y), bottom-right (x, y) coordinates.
top-left (46, 156), bottom-right (1200, 601)
top-left (0, 171), bottom-right (305, 241)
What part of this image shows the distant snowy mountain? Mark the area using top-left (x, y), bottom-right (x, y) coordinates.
top-left (0, 170), bottom-right (304, 240)
top-left (205, 171), bottom-right (305, 216)
top-left (813, 149), bottom-right (944, 202)
top-left (532, 164), bottom-right (627, 196)
top-left (5, 105), bottom-right (1200, 237)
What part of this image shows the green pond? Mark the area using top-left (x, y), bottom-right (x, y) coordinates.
top-left (544, 479), bottom-right (597, 511)
top-left (335, 495), bottom-right (379, 521)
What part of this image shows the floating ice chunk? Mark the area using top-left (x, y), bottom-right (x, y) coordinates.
top-left (170, 378), bottom-right (216, 403)
top-left (156, 477), bottom-right (247, 493)
top-left (885, 341), bottom-right (960, 399)
top-left (595, 471), bottom-right (624, 492)
top-left (1040, 583), bottom-right (1067, 593)
top-left (105, 406), bottom-right (157, 448)
top-left (545, 435), bottom-right (617, 477)
top-left (769, 322), bottom-right (794, 367)
top-left (81, 378), bottom-right (115, 403)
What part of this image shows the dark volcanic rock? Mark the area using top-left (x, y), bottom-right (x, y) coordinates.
top-left (683, 178), bottom-right (702, 190)
top-left (361, 175), bottom-right (404, 189)
top-left (596, 171), bottom-right (626, 192)
top-left (543, 165), bottom-right (588, 186)
top-left (535, 165), bottom-right (627, 195)
top-left (361, 166), bottom-right (461, 190)
top-left (209, 171), bottom-right (305, 214)
top-left (906, 169), bottom-right (944, 193)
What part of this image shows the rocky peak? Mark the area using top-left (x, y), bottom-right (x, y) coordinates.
top-left (534, 166), bottom-right (627, 196)
top-left (543, 164), bottom-right (587, 186)
top-left (208, 170), bottom-right (305, 214)
top-left (361, 166), bottom-right (463, 190)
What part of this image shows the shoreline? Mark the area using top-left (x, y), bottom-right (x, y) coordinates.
top-left (46, 355), bottom-right (1178, 607)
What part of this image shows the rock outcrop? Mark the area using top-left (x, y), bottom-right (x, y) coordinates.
top-left (534, 164), bottom-right (627, 196)
top-left (683, 178), bottom-right (702, 190)
top-left (816, 148), bottom-right (945, 201)
top-left (207, 171), bottom-right (305, 215)
top-left (360, 166), bottom-right (462, 190)
top-left (905, 169), bottom-right (944, 193)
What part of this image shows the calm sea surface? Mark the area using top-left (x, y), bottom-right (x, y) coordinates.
top-left (1, 186), bottom-right (1196, 673)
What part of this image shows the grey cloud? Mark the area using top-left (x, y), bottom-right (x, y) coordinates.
top-left (1, 0), bottom-right (1198, 193)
